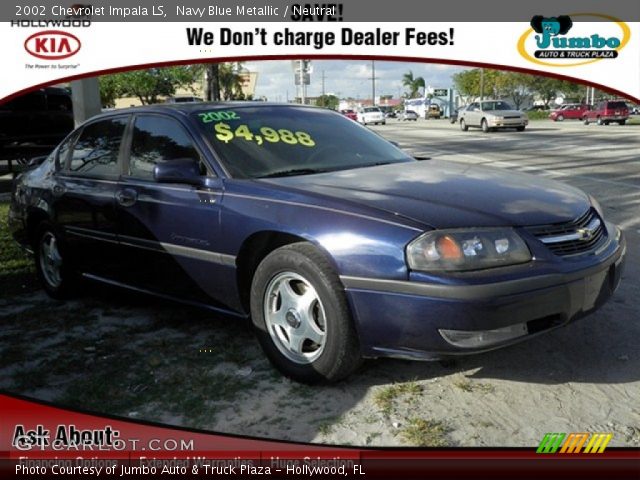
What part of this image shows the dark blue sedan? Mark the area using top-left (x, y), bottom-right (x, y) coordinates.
top-left (8, 103), bottom-right (626, 383)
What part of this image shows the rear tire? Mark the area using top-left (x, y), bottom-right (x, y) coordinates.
top-left (250, 243), bottom-right (362, 384)
top-left (619, 120), bottom-right (626, 125)
top-left (597, 117), bottom-right (603, 125)
top-left (34, 222), bottom-right (80, 299)
top-left (516, 126), bottom-right (525, 132)
top-left (583, 117), bottom-right (589, 125)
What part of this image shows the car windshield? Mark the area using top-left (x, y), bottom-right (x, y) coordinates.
top-left (364, 107), bottom-right (381, 113)
top-left (481, 101), bottom-right (514, 111)
top-left (192, 106), bottom-right (413, 178)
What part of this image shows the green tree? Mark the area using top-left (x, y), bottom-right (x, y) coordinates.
top-left (495, 73), bottom-right (532, 109)
top-left (527, 76), bottom-right (563, 107)
top-left (402, 71), bottom-right (426, 98)
top-left (453, 69), bottom-right (502, 102)
top-left (316, 94), bottom-right (339, 109)
top-left (98, 74), bottom-right (124, 108)
top-left (102, 66), bottom-right (203, 105)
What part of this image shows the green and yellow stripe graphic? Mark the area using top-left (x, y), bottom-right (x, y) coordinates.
top-left (537, 432), bottom-right (612, 454)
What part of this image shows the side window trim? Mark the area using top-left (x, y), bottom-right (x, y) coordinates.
top-left (64, 114), bottom-right (130, 179)
top-left (124, 113), bottom-right (213, 182)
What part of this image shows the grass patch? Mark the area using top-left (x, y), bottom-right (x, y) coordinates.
top-left (0, 202), bottom-right (38, 299)
top-left (399, 418), bottom-right (450, 447)
top-left (373, 381), bottom-right (421, 415)
top-left (453, 378), bottom-right (495, 393)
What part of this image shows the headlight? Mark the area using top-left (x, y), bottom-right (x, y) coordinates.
top-left (406, 228), bottom-right (531, 272)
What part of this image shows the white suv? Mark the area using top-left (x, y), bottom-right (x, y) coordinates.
top-left (357, 107), bottom-right (386, 125)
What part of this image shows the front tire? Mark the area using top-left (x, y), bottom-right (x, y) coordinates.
top-left (460, 119), bottom-right (468, 131)
top-left (250, 243), bottom-right (362, 384)
top-left (481, 119), bottom-right (490, 133)
top-left (619, 120), bottom-right (626, 125)
top-left (583, 116), bottom-right (589, 125)
top-left (556, 115), bottom-right (564, 122)
top-left (34, 222), bottom-right (79, 299)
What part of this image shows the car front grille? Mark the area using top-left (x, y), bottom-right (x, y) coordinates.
top-left (504, 116), bottom-right (521, 119)
top-left (526, 208), bottom-right (607, 257)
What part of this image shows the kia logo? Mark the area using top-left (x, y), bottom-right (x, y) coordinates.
top-left (24, 30), bottom-right (81, 60)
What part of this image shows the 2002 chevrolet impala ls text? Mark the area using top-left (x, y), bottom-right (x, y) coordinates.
top-left (8, 103), bottom-right (626, 383)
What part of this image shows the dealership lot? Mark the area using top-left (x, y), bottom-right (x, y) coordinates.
top-left (0, 119), bottom-right (638, 447)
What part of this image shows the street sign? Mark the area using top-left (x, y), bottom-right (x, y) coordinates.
top-left (294, 73), bottom-right (311, 85)
top-left (433, 88), bottom-right (448, 97)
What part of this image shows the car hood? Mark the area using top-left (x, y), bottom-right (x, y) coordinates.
top-left (266, 160), bottom-right (590, 229)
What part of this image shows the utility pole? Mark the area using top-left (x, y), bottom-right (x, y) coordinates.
top-left (479, 68), bottom-right (485, 101)
top-left (321, 70), bottom-right (326, 98)
top-left (371, 60), bottom-right (376, 105)
top-left (300, 62), bottom-right (305, 105)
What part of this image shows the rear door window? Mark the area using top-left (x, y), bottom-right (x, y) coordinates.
top-left (607, 101), bottom-right (626, 110)
top-left (68, 117), bottom-right (128, 177)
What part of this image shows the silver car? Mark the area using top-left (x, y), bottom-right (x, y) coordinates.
top-left (398, 110), bottom-right (419, 121)
top-left (459, 100), bottom-right (528, 132)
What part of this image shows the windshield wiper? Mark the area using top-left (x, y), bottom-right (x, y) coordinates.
top-left (258, 168), bottom-right (329, 178)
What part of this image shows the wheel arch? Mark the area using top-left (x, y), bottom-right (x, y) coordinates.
top-left (235, 230), bottom-right (340, 313)
top-left (25, 207), bottom-right (51, 247)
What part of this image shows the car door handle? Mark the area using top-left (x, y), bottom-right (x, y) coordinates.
top-left (116, 189), bottom-right (137, 207)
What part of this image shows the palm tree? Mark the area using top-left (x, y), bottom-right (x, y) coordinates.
top-left (219, 62), bottom-right (245, 100)
top-left (402, 71), bottom-right (426, 98)
top-left (205, 62), bottom-right (245, 101)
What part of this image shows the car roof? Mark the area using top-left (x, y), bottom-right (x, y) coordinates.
top-left (86, 102), bottom-right (323, 122)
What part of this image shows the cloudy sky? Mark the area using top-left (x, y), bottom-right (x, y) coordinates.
top-left (243, 60), bottom-right (467, 101)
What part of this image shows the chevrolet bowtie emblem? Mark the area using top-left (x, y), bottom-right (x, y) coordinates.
top-left (577, 227), bottom-right (594, 241)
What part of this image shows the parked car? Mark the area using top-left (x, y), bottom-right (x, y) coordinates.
top-left (459, 100), bottom-right (528, 132)
top-left (9, 103), bottom-right (625, 383)
top-left (165, 96), bottom-right (202, 103)
top-left (357, 106), bottom-right (385, 125)
top-left (549, 104), bottom-right (590, 122)
top-left (426, 104), bottom-right (442, 119)
top-left (583, 100), bottom-right (629, 125)
top-left (525, 105), bottom-right (550, 112)
top-left (397, 110), bottom-right (419, 121)
top-left (340, 109), bottom-right (358, 121)
top-left (0, 87), bottom-right (74, 162)
top-left (449, 106), bottom-right (465, 124)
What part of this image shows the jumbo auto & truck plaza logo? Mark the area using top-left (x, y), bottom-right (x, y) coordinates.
top-left (518, 14), bottom-right (630, 67)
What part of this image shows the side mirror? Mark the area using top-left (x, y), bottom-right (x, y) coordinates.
top-left (153, 158), bottom-right (203, 186)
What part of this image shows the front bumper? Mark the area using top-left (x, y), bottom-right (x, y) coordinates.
top-left (343, 228), bottom-right (626, 360)
top-left (488, 117), bottom-right (528, 128)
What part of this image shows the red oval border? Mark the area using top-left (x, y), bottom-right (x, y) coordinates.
top-left (24, 30), bottom-right (82, 60)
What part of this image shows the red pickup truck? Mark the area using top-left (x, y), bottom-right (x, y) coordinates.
top-left (583, 100), bottom-right (629, 125)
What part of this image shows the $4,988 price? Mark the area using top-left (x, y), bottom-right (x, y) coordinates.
top-left (214, 123), bottom-right (316, 147)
